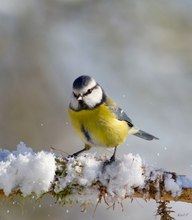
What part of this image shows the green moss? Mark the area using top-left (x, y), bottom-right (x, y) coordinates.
top-left (53, 157), bottom-right (86, 205)
top-left (54, 185), bottom-right (73, 205)
top-left (55, 157), bottom-right (68, 177)
top-left (53, 183), bottom-right (85, 205)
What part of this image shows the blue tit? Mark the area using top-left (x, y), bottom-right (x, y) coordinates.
top-left (68, 75), bottom-right (158, 161)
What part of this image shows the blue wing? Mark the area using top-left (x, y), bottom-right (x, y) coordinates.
top-left (114, 107), bottom-right (159, 140)
top-left (105, 98), bottom-right (134, 127)
top-left (113, 107), bottom-right (134, 128)
top-left (105, 97), bottom-right (158, 140)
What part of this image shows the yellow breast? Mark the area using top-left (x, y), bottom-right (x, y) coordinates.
top-left (68, 104), bottom-right (130, 148)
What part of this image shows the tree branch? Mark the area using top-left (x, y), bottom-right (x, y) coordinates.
top-left (0, 142), bottom-right (192, 208)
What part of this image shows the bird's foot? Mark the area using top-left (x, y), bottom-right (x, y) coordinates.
top-left (67, 151), bottom-right (81, 159)
top-left (102, 154), bottom-right (116, 173)
top-left (102, 147), bottom-right (117, 172)
top-left (68, 145), bottom-right (91, 159)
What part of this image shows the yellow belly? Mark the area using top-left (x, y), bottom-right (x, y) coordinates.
top-left (68, 104), bottom-right (129, 148)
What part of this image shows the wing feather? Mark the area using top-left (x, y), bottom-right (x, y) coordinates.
top-left (105, 98), bottom-right (134, 127)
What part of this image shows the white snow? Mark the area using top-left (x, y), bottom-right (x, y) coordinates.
top-left (55, 153), bottom-right (102, 191)
top-left (164, 173), bottom-right (182, 196)
top-left (56, 153), bottom-right (145, 202)
top-left (100, 154), bottom-right (145, 197)
top-left (0, 142), bottom-right (56, 196)
top-left (56, 152), bottom-right (191, 203)
top-left (177, 175), bottom-right (192, 188)
top-left (0, 142), bottom-right (191, 203)
top-left (144, 167), bottom-right (186, 198)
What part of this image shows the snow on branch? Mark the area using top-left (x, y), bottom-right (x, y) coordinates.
top-left (0, 142), bottom-right (192, 213)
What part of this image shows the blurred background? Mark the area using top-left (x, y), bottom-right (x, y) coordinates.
top-left (0, 0), bottom-right (192, 219)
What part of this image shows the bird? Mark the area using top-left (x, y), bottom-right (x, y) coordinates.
top-left (68, 75), bottom-right (158, 162)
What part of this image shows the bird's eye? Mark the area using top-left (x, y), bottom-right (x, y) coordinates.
top-left (87, 89), bottom-right (92, 94)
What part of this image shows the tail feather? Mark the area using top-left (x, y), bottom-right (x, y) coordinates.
top-left (133, 129), bottom-right (159, 141)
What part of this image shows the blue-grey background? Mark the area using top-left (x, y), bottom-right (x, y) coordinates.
top-left (0, 0), bottom-right (191, 219)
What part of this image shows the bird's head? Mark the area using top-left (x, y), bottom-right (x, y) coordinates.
top-left (70, 75), bottom-right (105, 111)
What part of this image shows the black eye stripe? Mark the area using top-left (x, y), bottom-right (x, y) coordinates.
top-left (73, 84), bottom-right (98, 99)
top-left (84, 85), bottom-right (97, 96)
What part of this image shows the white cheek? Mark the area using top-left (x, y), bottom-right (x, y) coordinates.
top-left (84, 88), bottom-right (103, 107)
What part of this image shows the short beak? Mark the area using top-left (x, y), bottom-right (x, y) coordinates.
top-left (77, 95), bottom-right (83, 101)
